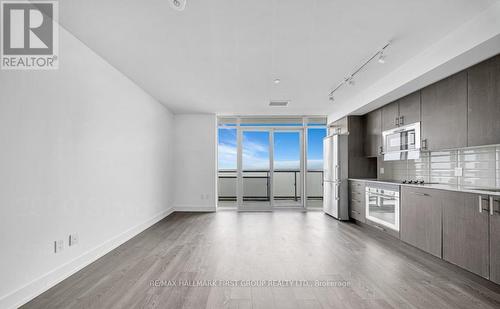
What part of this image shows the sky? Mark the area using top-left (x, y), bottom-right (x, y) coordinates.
top-left (218, 127), bottom-right (326, 170)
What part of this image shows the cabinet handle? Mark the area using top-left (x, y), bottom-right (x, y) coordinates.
top-left (421, 139), bottom-right (428, 150)
top-left (479, 196), bottom-right (489, 213)
top-left (400, 116), bottom-right (404, 125)
top-left (395, 117), bottom-right (400, 126)
top-left (490, 196), bottom-right (495, 216)
top-left (412, 192), bottom-right (430, 197)
top-left (494, 199), bottom-right (500, 214)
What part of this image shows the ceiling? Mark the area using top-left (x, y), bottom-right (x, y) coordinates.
top-left (59, 0), bottom-right (498, 115)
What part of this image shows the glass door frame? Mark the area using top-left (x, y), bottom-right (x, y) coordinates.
top-left (236, 127), bottom-right (306, 211)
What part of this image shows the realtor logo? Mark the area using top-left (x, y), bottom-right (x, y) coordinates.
top-left (1, 0), bottom-right (58, 70)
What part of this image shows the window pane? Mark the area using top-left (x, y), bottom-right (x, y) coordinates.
top-left (307, 128), bottom-right (327, 170)
top-left (242, 131), bottom-right (269, 170)
top-left (218, 128), bottom-right (237, 170)
top-left (307, 127), bottom-right (326, 208)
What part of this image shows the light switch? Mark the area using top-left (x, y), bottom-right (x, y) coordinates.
top-left (454, 167), bottom-right (463, 177)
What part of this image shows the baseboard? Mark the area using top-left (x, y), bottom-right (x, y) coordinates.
top-left (0, 207), bottom-right (174, 309)
top-left (174, 205), bottom-right (216, 212)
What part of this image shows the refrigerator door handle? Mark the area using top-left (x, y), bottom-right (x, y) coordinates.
top-left (335, 183), bottom-right (340, 200)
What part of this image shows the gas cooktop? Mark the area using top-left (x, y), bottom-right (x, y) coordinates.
top-left (401, 180), bottom-right (441, 185)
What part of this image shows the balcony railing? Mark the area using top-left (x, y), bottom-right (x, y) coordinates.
top-left (218, 170), bottom-right (323, 202)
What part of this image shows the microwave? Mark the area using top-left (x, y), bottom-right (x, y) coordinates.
top-left (382, 122), bottom-right (421, 154)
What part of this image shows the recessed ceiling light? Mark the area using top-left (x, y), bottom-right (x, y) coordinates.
top-left (273, 79), bottom-right (281, 84)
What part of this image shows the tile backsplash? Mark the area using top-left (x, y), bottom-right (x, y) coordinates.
top-left (378, 146), bottom-right (500, 188)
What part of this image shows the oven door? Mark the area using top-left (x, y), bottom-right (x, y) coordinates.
top-left (365, 187), bottom-right (400, 231)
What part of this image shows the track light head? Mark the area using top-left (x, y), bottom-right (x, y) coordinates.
top-left (378, 53), bottom-right (386, 64)
top-left (169, 0), bottom-right (186, 11)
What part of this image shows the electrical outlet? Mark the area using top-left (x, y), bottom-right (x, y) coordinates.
top-left (54, 240), bottom-right (64, 253)
top-left (454, 167), bottom-right (463, 177)
top-left (380, 168), bottom-right (385, 174)
top-left (69, 234), bottom-right (79, 246)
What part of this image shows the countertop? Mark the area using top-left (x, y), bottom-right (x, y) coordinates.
top-left (349, 178), bottom-right (500, 197)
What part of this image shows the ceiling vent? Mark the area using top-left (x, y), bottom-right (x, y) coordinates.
top-left (269, 100), bottom-right (289, 107)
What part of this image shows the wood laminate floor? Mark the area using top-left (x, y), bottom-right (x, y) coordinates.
top-left (23, 211), bottom-right (500, 309)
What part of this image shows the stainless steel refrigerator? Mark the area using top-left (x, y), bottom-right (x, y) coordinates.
top-left (323, 134), bottom-right (349, 220)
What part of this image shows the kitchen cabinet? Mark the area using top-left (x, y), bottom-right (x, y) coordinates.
top-left (400, 187), bottom-right (442, 258)
top-left (421, 72), bottom-right (467, 151)
top-left (442, 191), bottom-right (490, 278)
top-left (467, 55), bottom-right (500, 147)
top-left (397, 91), bottom-right (421, 126)
top-left (364, 109), bottom-right (382, 157)
top-left (329, 117), bottom-right (348, 135)
top-left (490, 196), bottom-right (500, 284)
top-left (381, 102), bottom-right (399, 131)
top-left (381, 91), bottom-right (421, 131)
top-left (349, 180), bottom-right (365, 222)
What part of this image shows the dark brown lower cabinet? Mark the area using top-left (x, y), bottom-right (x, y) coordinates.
top-left (349, 180), bottom-right (366, 223)
top-left (490, 197), bottom-right (500, 284)
top-left (400, 187), bottom-right (442, 258)
top-left (442, 192), bottom-right (490, 278)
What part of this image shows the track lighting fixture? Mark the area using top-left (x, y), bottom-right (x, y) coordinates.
top-left (328, 41), bottom-right (391, 102)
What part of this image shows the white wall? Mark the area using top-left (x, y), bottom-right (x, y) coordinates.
top-left (0, 26), bottom-right (175, 308)
top-left (173, 114), bottom-right (217, 211)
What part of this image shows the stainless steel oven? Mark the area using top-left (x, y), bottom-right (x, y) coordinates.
top-left (365, 184), bottom-right (400, 231)
top-left (382, 122), bottom-right (420, 154)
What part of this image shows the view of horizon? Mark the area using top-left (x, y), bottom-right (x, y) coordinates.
top-left (218, 127), bottom-right (326, 171)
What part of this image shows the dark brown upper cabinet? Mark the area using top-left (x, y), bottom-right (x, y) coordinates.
top-left (421, 72), bottom-right (468, 151)
top-left (381, 102), bottom-right (399, 131)
top-left (382, 92), bottom-right (421, 131)
top-left (467, 55), bottom-right (500, 147)
top-left (398, 91), bottom-right (421, 126)
top-left (364, 109), bottom-right (382, 157)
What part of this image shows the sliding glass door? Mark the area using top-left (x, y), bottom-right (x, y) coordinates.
top-left (238, 130), bottom-right (272, 210)
top-left (236, 129), bottom-right (304, 210)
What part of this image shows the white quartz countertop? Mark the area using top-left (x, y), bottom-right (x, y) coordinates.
top-left (349, 178), bottom-right (500, 197)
